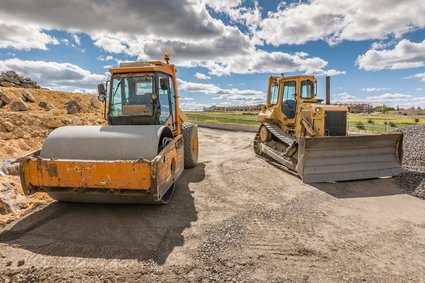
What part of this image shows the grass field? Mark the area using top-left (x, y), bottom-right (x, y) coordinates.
top-left (185, 111), bottom-right (425, 133)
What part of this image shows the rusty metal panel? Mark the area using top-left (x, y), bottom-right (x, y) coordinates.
top-left (299, 132), bottom-right (403, 183)
top-left (154, 135), bottom-right (184, 200)
top-left (23, 158), bottom-right (152, 190)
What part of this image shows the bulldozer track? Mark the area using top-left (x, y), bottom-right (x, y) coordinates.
top-left (254, 126), bottom-right (298, 172)
top-left (263, 123), bottom-right (295, 146)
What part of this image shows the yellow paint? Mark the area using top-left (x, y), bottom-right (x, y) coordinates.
top-left (258, 75), bottom-right (349, 137)
top-left (23, 159), bottom-right (152, 190)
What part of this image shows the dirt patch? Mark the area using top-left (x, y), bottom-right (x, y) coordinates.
top-left (0, 176), bottom-right (51, 227)
top-left (0, 128), bottom-right (424, 282)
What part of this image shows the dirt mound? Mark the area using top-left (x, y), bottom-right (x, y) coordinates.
top-left (0, 86), bottom-right (105, 225)
top-left (0, 87), bottom-right (105, 159)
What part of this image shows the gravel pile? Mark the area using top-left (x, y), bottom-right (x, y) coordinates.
top-left (393, 124), bottom-right (425, 199)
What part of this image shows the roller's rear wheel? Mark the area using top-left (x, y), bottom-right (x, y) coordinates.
top-left (182, 122), bottom-right (198, 169)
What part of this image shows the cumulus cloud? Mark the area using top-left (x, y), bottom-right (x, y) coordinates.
top-left (205, 0), bottom-right (262, 33)
top-left (179, 97), bottom-right (194, 101)
top-left (72, 34), bottom-right (81, 45)
top-left (74, 88), bottom-right (97, 94)
top-left (0, 0), bottom-right (225, 41)
top-left (178, 79), bottom-right (265, 104)
top-left (362, 87), bottom-right (391, 92)
top-left (357, 39), bottom-right (425, 71)
top-left (0, 22), bottom-right (58, 50)
top-left (179, 101), bottom-right (212, 111)
top-left (194, 72), bottom-right (211, 80)
top-left (403, 72), bottom-right (425, 82)
top-left (255, 0), bottom-right (425, 46)
top-left (0, 0), bottom-right (343, 77)
top-left (333, 92), bottom-right (425, 107)
top-left (0, 58), bottom-right (106, 89)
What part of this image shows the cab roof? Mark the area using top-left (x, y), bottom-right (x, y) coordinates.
top-left (109, 61), bottom-right (174, 76)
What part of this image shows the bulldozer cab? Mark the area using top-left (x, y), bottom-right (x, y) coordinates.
top-left (266, 75), bottom-right (318, 126)
top-left (107, 71), bottom-right (176, 130)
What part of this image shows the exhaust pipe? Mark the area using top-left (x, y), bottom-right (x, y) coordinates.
top-left (326, 76), bottom-right (330, 105)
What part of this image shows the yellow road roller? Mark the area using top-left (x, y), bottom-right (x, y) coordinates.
top-left (20, 53), bottom-right (198, 204)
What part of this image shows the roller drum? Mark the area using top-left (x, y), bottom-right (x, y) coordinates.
top-left (40, 125), bottom-right (168, 161)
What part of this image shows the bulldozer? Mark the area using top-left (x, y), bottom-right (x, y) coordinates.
top-left (19, 53), bottom-right (199, 204)
top-left (254, 75), bottom-right (403, 183)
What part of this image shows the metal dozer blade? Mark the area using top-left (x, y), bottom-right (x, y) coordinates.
top-left (296, 133), bottom-right (403, 183)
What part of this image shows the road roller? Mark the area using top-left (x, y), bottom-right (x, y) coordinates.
top-left (20, 53), bottom-right (199, 204)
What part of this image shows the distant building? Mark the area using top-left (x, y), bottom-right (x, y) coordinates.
top-left (204, 104), bottom-right (264, 112)
top-left (336, 103), bottom-right (373, 113)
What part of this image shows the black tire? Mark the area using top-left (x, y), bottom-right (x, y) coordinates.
top-left (182, 122), bottom-right (198, 168)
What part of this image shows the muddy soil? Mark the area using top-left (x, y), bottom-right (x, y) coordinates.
top-left (0, 128), bottom-right (424, 282)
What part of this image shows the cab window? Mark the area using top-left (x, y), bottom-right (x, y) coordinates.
top-left (157, 74), bottom-right (175, 129)
top-left (269, 84), bottom-right (279, 104)
top-left (301, 80), bottom-right (314, 99)
top-left (282, 81), bottom-right (296, 119)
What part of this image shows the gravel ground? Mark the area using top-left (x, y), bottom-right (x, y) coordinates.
top-left (0, 128), bottom-right (424, 282)
top-left (393, 124), bottom-right (425, 199)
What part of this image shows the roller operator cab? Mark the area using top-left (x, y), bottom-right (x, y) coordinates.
top-left (255, 75), bottom-right (403, 183)
top-left (20, 53), bottom-right (199, 204)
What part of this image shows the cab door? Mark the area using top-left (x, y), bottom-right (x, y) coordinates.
top-left (157, 73), bottom-right (176, 131)
top-left (281, 80), bottom-right (297, 119)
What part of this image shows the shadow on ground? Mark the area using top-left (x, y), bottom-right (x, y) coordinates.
top-left (0, 163), bottom-right (205, 264)
top-left (311, 178), bottom-right (405, 198)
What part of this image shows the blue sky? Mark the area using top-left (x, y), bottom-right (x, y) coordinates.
top-left (0, 0), bottom-right (424, 110)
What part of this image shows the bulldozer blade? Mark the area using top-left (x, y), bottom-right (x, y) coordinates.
top-left (296, 132), bottom-right (403, 183)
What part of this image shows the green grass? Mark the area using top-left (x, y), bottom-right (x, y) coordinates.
top-left (186, 112), bottom-right (259, 126)
top-left (185, 111), bottom-right (425, 132)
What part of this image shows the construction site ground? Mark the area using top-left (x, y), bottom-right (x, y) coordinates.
top-left (1, 127), bottom-right (425, 282)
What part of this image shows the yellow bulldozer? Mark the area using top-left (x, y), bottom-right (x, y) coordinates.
top-left (254, 75), bottom-right (403, 183)
top-left (20, 53), bottom-right (199, 204)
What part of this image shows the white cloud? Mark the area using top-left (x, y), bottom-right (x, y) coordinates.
top-left (306, 68), bottom-right (346, 77)
top-left (72, 34), bottom-right (81, 45)
top-left (0, 21), bottom-right (58, 50)
top-left (179, 97), bottom-right (194, 101)
top-left (370, 41), bottom-right (393, 50)
top-left (0, 58), bottom-right (106, 89)
top-left (255, 0), bottom-right (425, 46)
top-left (74, 88), bottom-right (97, 94)
top-left (204, 0), bottom-right (262, 31)
top-left (178, 78), bottom-right (265, 104)
top-left (92, 33), bottom-right (128, 53)
top-left (333, 92), bottom-right (425, 108)
top-left (362, 87), bottom-right (391, 92)
top-left (357, 39), bottom-right (425, 71)
top-left (179, 101), bottom-right (212, 111)
top-left (0, 0), bottom-right (226, 42)
top-left (404, 72), bottom-right (425, 82)
top-left (194, 72), bottom-right (211, 80)
top-left (0, 0), bottom-right (342, 77)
